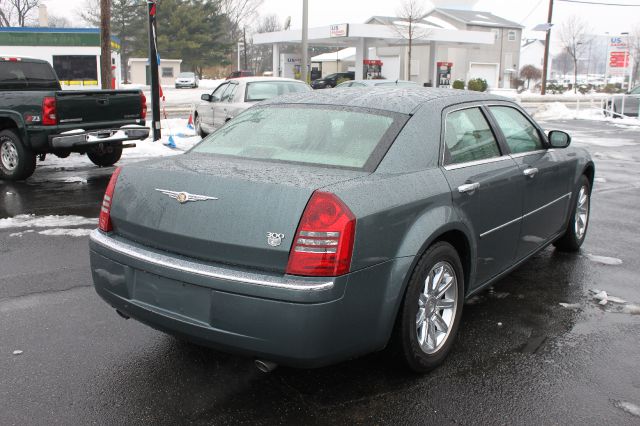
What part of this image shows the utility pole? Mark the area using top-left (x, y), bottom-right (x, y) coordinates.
top-left (301, 0), bottom-right (309, 83)
top-left (99, 0), bottom-right (112, 90)
top-left (541, 0), bottom-right (554, 95)
top-left (147, 0), bottom-right (161, 141)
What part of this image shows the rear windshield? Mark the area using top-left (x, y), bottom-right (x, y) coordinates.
top-left (245, 81), bottom-right (310, 101)
top-left (0, 61), bottom-right (60, 90)
top-left (191, 105), bottom-right (407, 170)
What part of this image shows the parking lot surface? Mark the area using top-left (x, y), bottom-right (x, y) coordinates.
top-left (1, 118), bottom-right (639, 425)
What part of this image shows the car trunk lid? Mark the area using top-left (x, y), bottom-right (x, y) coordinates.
top-left (109, 155), bottom-right (367, 272)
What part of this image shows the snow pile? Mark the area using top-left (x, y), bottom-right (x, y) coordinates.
top-left (614, 401), bottom-right (640, 417)
top-left (591, 290), bottom-right (627, 306)
top-left (38, 228), bottom-right (93, 237)
top-left (585, 254), bottom-right (623, 265)
top-left (199, 79), bottom-right (225, 89)
top-left (0, 214), bottom-right (97, 229)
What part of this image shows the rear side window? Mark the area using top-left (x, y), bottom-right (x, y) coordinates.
top-left (245, 82), bottom-right (310, 102)
top-left (489, 106), bottom-right (544, 154)
top-left (0, 61), bottom-right (59, 90)
top-left (444, 108), bottom-right (501, 165)
top-left (192, 105), bottom-right (407, 170)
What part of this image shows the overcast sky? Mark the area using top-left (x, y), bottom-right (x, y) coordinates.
top-left (44, 0), bottom-right (640, 42)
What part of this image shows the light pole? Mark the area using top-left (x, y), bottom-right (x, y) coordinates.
top-left (301, 0), bottom-right (309, 83)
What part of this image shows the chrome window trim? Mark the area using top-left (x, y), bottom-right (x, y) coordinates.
top-left (443, 155), bottom-right (512, 171)
top-left (439, 103), bottom-right (504, 168)
top-left (90, 230), bottom-right (334, 292)
top-left (480, 192), bottom-right (572, 238)
top-left (509, 149), bottom-right (553, 158)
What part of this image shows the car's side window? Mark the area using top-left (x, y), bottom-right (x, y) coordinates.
top-left (224, 84), bottom-right (238, 102)
top-left (489, 106), bottom-right (544, 154)
top-left (443, 107), bottom-right (501, 165)
top-left (211, 83), bottom-right (228, 100)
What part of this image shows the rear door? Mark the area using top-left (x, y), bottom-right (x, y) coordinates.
top-left (440, 105), bottom-right (523, 288)
top-left (487, 105), bottom-right (572, 259)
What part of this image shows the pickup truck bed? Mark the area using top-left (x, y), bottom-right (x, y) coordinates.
top-left (0, 56), bottom-right (149, 180)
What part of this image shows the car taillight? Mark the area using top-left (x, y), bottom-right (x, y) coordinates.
top-left (140, 91), bottom-right (147, 120)
top-left (99, 167), bottom-right (122, 232)
top-left (42, 96), bottom-right (57, 126)
top-left (286, 191), bottom-right (356, 277)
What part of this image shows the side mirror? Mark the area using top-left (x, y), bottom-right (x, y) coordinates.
top-left (201, 94), bottom-right (212, 102)
top-left (548, 130), bottom-right (571, 148)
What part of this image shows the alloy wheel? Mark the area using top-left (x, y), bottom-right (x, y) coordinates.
top-left (416, 261), bottom-right (458, 354)
top-left (574, 186), bottom-right (589, 240)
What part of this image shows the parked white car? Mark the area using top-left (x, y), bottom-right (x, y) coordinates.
top-left (174, 72), bottom-right (199, 89)
top-left (194, 77), bottom-right (311, 136)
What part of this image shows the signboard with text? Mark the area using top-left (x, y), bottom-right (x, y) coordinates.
top-left (607, 36), bottom-right (631, 77)
top-left (330, 24), bottom-right (349, 38)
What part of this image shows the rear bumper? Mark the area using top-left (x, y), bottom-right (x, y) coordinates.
top-left (50, 126), bottom-right (149, 149)
top-left (89, 230), bottom-right (414, 368)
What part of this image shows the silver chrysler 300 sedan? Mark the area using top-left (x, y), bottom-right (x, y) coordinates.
top-left (89, 88), bottom-right (594, 372)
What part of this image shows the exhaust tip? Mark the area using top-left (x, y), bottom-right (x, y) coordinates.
top-left (255, 359), bottom-right (278, 373)
top-left (115, 309), bottom-right (130, 320)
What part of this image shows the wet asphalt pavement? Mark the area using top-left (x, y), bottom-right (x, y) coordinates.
top-left (1, 119), bottom-right (639, 425)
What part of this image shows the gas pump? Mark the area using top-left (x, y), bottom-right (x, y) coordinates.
top-left (363, 59), bottom-right (383, 79)
top-left (436, 62), bottom-right (453, 88)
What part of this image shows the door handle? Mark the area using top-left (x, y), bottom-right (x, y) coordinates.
top-left (458, 182), bottom-right (480, 194)
top-left (523, 168), bottom-right (539, 178)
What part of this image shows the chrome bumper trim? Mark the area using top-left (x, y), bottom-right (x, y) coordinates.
top-left (51, 126), bottom-right (149, 149)
top-left (90, 230), bottom-right (334, 291)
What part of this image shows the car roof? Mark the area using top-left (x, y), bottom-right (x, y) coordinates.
top-left (347, 79), bottom-right (417, 86)
top-left (227, 76), bottom-right (306, 84)
top-left (259, 87), bottom-right (509, 115)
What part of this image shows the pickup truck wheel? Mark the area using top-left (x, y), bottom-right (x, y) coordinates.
top-left (394, 242), bottom-right (464, 373)
top-left (87, 143), bottom-right (123, 167)
top-left (0, 129), bottom-right (36, 181)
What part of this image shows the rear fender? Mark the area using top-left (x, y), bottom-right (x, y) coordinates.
top-left (0, 111), bottom-right (28, 146)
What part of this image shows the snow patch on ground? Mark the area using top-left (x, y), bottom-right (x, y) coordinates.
top-left (559, 302), bottom-right (581, 310)
top-left (0, 214), bottom-right (97, 230)
top-left (585, 254), bottom-right (623, 265)
top-left (622, 304), bottom-right (640, 315)
top-left (38, 228), bottom-right (93, 237)
top-left (60, 177), bottom-right (87, 184)
top-left (39, 118), bottom-right (201, 169)
top-left (614, 401), bottom-right (640, 417)
top-left (534, 102), bottom-right (640, 126)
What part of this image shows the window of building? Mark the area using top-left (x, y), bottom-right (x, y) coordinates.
top-left (52, 55), bottom-right (98, 81)
top-left (508, 30), bottom-right (517, 42)
top-left (161, 67), bottom-right (174, 78)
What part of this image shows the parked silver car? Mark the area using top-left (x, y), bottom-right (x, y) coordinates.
top-left (606, 85), bottom-right (640, 117)
top-left (174, 72), bottom-right (199, 89)
top-left (194, 77), bottom-right (311, 136)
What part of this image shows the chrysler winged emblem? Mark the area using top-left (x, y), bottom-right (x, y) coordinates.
top-left (155, 189), bottom-right (218, 204)
top-left (267, 232), bottom-right (285, 247)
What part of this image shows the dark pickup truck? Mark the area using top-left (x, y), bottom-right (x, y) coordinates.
top-left (0, 56), bottom-right (149, 180)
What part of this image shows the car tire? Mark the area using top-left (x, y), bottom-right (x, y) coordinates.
top-left (87, 143), bottom-right (123, 167)
top-left (0, 129), bottom-right (36, 181)
top-left (554, 175), bottom-right (591, 252)
top-left (394, 241), bottom-right (465, 373)
top-left (195, 115), bottom-right (206, 137)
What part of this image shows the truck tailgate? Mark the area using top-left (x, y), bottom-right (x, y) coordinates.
top-left (55, 90), bottom-right (142, 125)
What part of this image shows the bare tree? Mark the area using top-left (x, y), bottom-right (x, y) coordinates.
top-left (558, 16), bottom-right (593, 93)
top-left (7, 0), bottom-right (40, 26)
top-left (47, 14), bottom-right (71, 28)
top-left (393, 0), bottom-right (430, 80)
top-left (629, 24), bottom-right (640, 86)
top-left (220, 0), bottom-right (263, 40)
top-left (248, 14), bottom-right (281, 74)
top-left (0, 0), bottom-right (13, 26)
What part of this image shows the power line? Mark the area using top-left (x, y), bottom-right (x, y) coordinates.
top-left (557, 0), bottom-right (640, 6)
top-left (520, 0), bottom-right (546, 24)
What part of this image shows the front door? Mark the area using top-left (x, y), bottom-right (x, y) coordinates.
top-left (487, 105), bottom-right (572, 259)
top-left (440, 106), bottom-right (523, 288)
